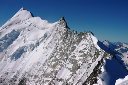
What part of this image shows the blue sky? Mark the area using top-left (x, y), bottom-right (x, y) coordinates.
top-left (0, 0), bottom-right (128, 43)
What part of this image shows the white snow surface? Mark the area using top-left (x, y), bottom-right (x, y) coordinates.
top-left (115, 75), bottom-right (128, 85)
top-left (0, 8), bottom-right (117, 85)
top-left (96, 41), bottom-right (128, 85)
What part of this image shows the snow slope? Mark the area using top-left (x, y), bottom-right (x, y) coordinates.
top-left (96, 40), bottom-right (128, 85)
top-left (1, 8), bottom-right (127, 85)
top-left (115, 75), bottom-right (128, 85)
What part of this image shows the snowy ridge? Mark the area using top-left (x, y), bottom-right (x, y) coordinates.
top-left (103, 40), bottom-right (128, 70)
top-left (115, 44), bottom-right (128, 70)
top-left (0, 8), bottom-right (113, 85)
top-left (98, 40), bottom-right (128, 85)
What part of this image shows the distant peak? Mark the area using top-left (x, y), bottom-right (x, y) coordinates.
top-left (104, 40), bottom-right (109, 42)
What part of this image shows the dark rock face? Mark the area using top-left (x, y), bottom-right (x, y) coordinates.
top-left (59, 17), bottom-right (69, 29)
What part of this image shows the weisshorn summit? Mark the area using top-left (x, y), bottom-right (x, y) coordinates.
top-left (0, 8), bottom-right (128, 85)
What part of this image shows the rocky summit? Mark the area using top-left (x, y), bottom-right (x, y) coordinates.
top-left (0, 8), bottom-right (128, 85)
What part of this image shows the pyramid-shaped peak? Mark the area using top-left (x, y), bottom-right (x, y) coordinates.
top-left (60, 16), bottom-right (66, 21)
top-left (8, 7), bottom-right (34, 22)
top-left (59, 16), bottom-right (69, 29)
top-left (61, 17), bottom-right (65, 20)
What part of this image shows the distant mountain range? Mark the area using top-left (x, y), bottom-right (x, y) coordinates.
top-left (110, 41), bottom-right (128, 45)
top-left (0, 8), bottom-right (128, 85)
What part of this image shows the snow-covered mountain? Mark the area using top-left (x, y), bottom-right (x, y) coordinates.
top-left (101, 40), bottom-right (128, 85)
top-left (103, 40), bottom-right (128, 70)
top-left (111, 41), bottom-right (128, 46)
top-left (0, 8), bottom-right (127, 85)
top-left (103, 40), bottom-right (117, 53)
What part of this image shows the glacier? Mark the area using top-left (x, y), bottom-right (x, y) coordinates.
top-left (0, 8), bottom-right (128, 85)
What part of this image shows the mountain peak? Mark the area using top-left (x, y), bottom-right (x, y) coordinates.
top-left (18, 7), bottom-right (24, 12)
top-left (59, 16), bottom-right (69, 29)
top-left (1, 8), bottom-right (127, 85)
top-left (60, 16), bottom-right (65, 21)
top-left (14, 7), bottom-right (33, 19)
